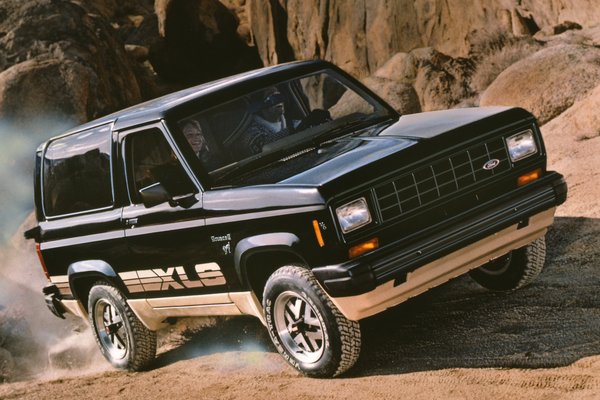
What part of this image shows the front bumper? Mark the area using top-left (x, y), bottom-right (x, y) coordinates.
top-left (312, 172), bottom-right (567, 320)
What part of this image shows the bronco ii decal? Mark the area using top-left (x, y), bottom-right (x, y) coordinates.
top-left (118, 263), bottom-right (226, 293)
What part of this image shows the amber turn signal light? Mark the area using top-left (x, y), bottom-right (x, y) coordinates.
top-left (349, 237), bottom-right (379, 259)
top-left (517, 168), bottom-right (542, 186)
top-left (312, 220), bottom-right (325, 247)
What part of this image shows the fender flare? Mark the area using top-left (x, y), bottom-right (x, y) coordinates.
top-left (67, 259), bottom-right (124, 300)
top-left (234, 232), bottom-right (305, 285)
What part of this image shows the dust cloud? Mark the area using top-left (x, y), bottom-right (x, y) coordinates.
top-left (0, 221), bottom-right (110, 382)
top-left (0, 120), bottom-right (109, 382)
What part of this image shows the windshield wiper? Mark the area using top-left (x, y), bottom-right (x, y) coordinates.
top-left (311, 114), bottom-right (391, 146)
top-left (211, 114), bottom-right (392, 184)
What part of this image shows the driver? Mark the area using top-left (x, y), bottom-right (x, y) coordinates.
top-left (236, 87), bottom-right (332, 158)
top-left (238, 87), bottom-right (295, 157)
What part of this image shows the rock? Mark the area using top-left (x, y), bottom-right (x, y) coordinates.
top-left (543, 84), bottom-right (600, 147)
top-left (411, 48), bottom-right (475, 111)
top-left (469, 34), bottom-right (542, 94)
top-left (480, 44), bottom-right (600, 124)
top-left (220, 0), bottom-right (253, 45)
top-left (0, 59), bottom-right (93, 127)
top-left (247, 0), bottom-right (600, 77)
top-left (152, 0), bottom-right (262, 85)
top-left (552, 20), bottom-right (583, 35)
top-left (533, 24), bottom-right (600, 48)
top-left (363, 77), bottom-right (421, 114)
top-left (374, 53), bottom-right (417, 83)
top-left (125, 44), bottom-right (150, 61)
top-left (541, 84), bottom-right (600, 218)
top-left (369, 48), bottom-right (474, 112)
top-left (0, 0), bottom-right (143, 127)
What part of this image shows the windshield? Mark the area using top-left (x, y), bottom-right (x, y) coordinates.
top-left (175, 69), bottom-right (394, 186)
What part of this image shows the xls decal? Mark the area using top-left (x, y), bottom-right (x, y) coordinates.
top-left (119, 263), bottom-right (226, 293)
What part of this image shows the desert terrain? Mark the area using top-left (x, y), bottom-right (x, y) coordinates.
top-left (0, 1), bottom-right (599, 399)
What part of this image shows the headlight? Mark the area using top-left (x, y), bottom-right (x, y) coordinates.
top-left (506, 130), bottom-right (538, 162)
top-left (336, 197), bottom-right (372, 233)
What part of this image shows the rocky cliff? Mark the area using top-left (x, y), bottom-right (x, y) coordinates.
top-left (1, 0), bottom-right (600, 127)
top-left (248, 0), bottom-right (600, 77)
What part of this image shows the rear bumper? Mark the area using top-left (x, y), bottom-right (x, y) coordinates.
top-left (43, 284), bottom-right (66, 319)
top-left (42, 284), bottom-right (88, 321)
top-left (312, 172), bottom-right (567, 320)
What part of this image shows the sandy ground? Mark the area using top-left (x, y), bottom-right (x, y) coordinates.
top-left (1, 99), bottom-right (599, 399)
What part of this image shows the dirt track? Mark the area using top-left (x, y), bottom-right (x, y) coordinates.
top-left (0, 214), bottom-right (598, 399)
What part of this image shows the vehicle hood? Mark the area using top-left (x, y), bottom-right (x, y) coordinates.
top-left (282, 107), bottom-right (526, 186)
top-left (231, 107), bottom-right (533, 192)
top-left (279, 135), bottom-right (417, 186)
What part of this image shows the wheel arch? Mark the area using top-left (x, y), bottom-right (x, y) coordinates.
top-left (234, 233), bottom-right (308, 300)
top-left (67, 260), bottom-right (126, 311)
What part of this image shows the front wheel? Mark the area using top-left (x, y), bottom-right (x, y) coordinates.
top-left (88, 282), bottom-right (157, 371)
top-left (263, 266), bottom-right (361, 378)
top-left (469, 236), bottom-right (547, 291)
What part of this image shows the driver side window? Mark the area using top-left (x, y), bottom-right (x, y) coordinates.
top-left (125, 128), bottom-right (196, 204)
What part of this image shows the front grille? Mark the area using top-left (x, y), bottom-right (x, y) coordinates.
top-left (374, 137), bottom-right (511, 223)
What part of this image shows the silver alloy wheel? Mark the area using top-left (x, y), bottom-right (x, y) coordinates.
top-left (273, 291), bottom-right (325, 364)
top-left (94, 298), bottom-right (128, 360)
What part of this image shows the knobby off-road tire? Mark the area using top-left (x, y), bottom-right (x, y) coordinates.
top-left (469, 236), bottom-right (547, 291)
top-left (263, 266), bottom-right (361, 378)
top-left (88, 282), bottom-right (157, 371)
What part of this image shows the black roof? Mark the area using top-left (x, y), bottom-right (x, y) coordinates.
top-left (59, 59), bottom-right (336, 137)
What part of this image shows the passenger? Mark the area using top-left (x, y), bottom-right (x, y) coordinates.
top-left (181, 119), bottom-right (219, 170)
top-left (182, 119), bottom-right (210, 156)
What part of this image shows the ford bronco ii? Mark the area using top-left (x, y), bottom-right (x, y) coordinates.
top-left (25, 60), bottom-right (567, 377)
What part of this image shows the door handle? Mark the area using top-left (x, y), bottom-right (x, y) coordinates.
top-left (125, 218), bottom-right (138, 227)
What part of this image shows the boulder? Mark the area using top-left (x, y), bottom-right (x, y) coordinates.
top-left (480, 44), bottom-right (600, 124)
top-left (0, 59), bottom-right (95, 127)
top-left (363, 77), bottom-right (421, 114)
top-left (152, 0), bottom-right (261, 85)
top-left (370, 48), bottom-right (474, 112)
top-left (411, 48), bottom-right (475, 111)
top-left (0, 0), bottom-right (143, 127)
top-left (373, 53), bottom-right (417, 83)
top-left (534, 24), bottom-right (600, 48)
top-left (541, 84), bottom-right (600, 218)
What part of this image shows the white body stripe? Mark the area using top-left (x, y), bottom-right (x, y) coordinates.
top-left (40, 205), bottom-right (325, 248)
top-left (40, 230), bottom-right (124, 250)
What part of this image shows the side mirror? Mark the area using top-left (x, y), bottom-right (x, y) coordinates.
top-left (171, 193), bottom-right (199, 208)
top-left (139, 182), bottom-right (199, 209)
top-left (139, 182), bottom-right (171, 208)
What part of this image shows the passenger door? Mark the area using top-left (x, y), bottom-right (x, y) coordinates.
top-left (118, 123), bottom-right (229, 298)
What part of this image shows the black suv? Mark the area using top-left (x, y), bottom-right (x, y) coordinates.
top-left (26, 60), bottom-right (567, 377)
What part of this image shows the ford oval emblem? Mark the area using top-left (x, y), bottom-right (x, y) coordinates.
top-left (483, 159), bottom-right (500, 170)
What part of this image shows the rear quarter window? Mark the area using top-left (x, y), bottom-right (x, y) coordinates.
top-left (42, 125), bottom-right (113, 217)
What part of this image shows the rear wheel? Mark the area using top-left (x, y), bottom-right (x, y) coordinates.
top-left (263, 266), bottom-right (361, 377)
top-left (88, 282), bottom-right (156, 371)
top-left (469, 236), bottom-right (546, 291)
